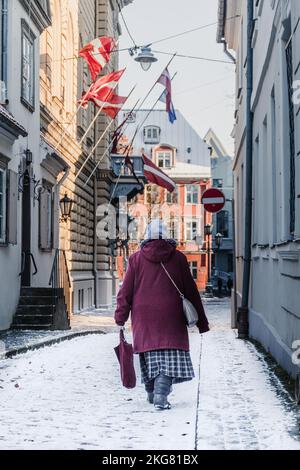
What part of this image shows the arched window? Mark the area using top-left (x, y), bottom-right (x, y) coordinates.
top-left (154, 145), bottom-right (175, 169)
top-left (51, 0), bottom-right (62, 98)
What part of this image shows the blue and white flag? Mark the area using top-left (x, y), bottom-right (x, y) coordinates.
top-left (159, 89), bottom-right (177, 124)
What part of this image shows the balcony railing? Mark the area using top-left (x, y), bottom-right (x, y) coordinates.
top-left (111, 154), bottom-right (144, 178)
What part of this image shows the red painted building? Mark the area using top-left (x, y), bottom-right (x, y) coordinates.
top-left (116, 109), bottom-right (212, 291)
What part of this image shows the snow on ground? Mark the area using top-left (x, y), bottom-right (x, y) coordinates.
top-left (0, 299), bottom-right (299, 450)
top-left (0, 331), bottom-right (200, 450)
top-left (197, 302), bottom-right (300, 450)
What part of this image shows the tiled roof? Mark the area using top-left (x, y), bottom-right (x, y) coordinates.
top-left (0, 105), bottom-right (27, 137)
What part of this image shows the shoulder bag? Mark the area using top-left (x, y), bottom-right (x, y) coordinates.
top-left (161, 262), bottom-right (198, 328)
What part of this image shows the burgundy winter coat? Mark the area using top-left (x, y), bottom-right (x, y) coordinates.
top-left (114, 240), bottom-right (209, 354)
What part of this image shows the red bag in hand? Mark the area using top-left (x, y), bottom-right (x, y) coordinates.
top-left (114, 329), bottom-right (136, 389)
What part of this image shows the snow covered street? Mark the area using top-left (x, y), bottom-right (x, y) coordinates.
top-left (0, 299), bottom-right (299, 450)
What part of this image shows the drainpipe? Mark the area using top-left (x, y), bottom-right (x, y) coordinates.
top-left (93, 173), bottom-right (98, 309)
top-left (221, 40), bottom-right (236, 64)
top-left (1, 0), bottom-right (8, 100)
top-left (237, 0), bottom-right (254, 339)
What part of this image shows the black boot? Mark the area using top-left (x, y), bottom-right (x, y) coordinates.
top-left (154, 373), bottom-right (172, 410)
top-left (145, 379), bottom-right (154, 404)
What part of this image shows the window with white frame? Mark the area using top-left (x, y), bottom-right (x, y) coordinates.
top-left (21, 20), bottom-right (35, 109)
top-left (185, 220), bottom-right (198, 241)
top-left (157, 151), bottom-right (172, 168)
top-left (168, 216), bottom-right (178, 239)
top-left (189, 261), bottom-right (198, 280)
top-left (0, 166), bottom-right (7, 243)
top-left (166, 186), bottom-right (178, 204)
top-left (144, 184), bottom-right (159, 205)
top-left (185, 184), bottom-right (199, 204)
top-left (143, 126), bottom-right (160, 144)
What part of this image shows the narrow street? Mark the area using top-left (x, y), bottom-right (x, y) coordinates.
top-left (0, 300), bottom-right (299, 451)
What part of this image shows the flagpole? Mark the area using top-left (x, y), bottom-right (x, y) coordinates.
top-left (137, 52), bottom-right (177, 109)
top-left (53, 39), bottom-right (120, 153)
top-left (75, 77), bottom-right (121, 149)
top-left (76, 84), bottom-right (137, 178)
top-left (136, 72), bottom-right (178, 134)
top-left (83, 97), bottom-right (141, 187)
top-left (84, 64), bottom-right (178, 182)
top-left (82, 60), bottom-right (177, 186)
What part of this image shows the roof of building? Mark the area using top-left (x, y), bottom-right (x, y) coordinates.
top-left (0, 105), bottom-right (27, 138)
top-left (121, 109), bottom-right (211, 173)
top-left (204, 128), bottom-right (230, 158)
top-left (166, 161), bottom-right (211, 180)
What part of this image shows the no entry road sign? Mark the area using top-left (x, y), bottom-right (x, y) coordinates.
top-left (202, 188), bottom-right (226, 214)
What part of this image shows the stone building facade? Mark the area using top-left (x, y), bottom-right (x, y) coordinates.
top-left (217, 0), bottom-right (300, 377)
top-left (0, 0), bottom-right (133, 331)
top-left (40, 0), bottom-right (132, 314)
top-left (117, 109), bottom-right (212, 292)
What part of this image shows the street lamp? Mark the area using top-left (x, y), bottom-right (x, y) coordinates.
top-left (215, 232), bottom-right (224, 250)
top-left (134, 46), bottom-right (158, 71)
top-left (204, 224), bottom-right (214, 298)
top-left (60, 193), bottom-right (73, 222)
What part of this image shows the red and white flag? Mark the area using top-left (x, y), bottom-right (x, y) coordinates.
top-left (142, 154), bottom-right (176, 193)
top-left (157, 68), bottom-right (172, 112)
top-left (79, 69), bottom-right (126, 118)
top-left (79, 36), bottom-right (116, 81)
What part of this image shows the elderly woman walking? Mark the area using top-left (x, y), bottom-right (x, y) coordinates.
top-left (114, 220), bottom-right (209, 410)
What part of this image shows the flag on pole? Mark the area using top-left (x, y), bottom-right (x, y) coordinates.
top-left (159, 89), bottom-right (177, 124)
top-left (157, 68), bottom-right (177, 124)
top-left (79, 36), bottom-right (116, 81)
top-left (142, 154), bottom-right (176, 193)
top-left (79, 69), bottom-right (126, 118)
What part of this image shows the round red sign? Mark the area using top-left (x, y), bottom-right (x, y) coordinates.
top-left (201, 188), bottom-right (226, 214)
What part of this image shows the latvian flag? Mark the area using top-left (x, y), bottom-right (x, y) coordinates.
top-left (79, 36), bottom-right (116, 81)
top-left (142, 154), bottom-right (176, 193)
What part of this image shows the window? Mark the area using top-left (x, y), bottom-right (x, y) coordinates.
top-left (168, 216), bottom-right (178, 239)
top-left (144, 184), bottom-right (159, 205)
top-left (0, 166), bottom-right (7, 243)
top-left (123, 111), bottom-right (136, 123)
top-left (145, 185), bottom-right (152, 204)
top-left (201, 254), bottom-right (206, 267)
top-left (217, 210), bottom-right (229, 238)
top-left (189, 261), bottom-right (198, 280)
top-left (185, 220), bottom-right (198, 241)
top-left (0, 8), bottom-right (5, 103)
top-left (213, 178), bottom-right (223, 188)
top-left (143, 126), bottom-right (160, 144)
top-left (166, 186), bottom-right (178, 204)
top-left (286, 33), bottom-right (296, 234)
top-left (157, 151), bottom-right (172, 168)
top-left (39, 185), bottom-right (53, 250)
top-left (21, 20), bottom-right (35, 110)
top-left (186, 185), bottom-right (199, 204)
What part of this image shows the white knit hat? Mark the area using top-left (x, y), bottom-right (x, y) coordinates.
top-left (145, 219), bottom-right (168, 240)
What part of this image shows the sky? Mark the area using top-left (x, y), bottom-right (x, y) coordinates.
top-left (118, 0), bottom-right (235, 155)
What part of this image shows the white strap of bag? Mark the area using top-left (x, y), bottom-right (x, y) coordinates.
top-left (160, 262), bottom-right (184, 299)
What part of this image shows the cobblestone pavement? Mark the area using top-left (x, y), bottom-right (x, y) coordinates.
top-left (0, 299), bottom-right (299, 450)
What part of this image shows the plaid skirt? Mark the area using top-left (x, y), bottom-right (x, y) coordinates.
top-left (139, 349), bottom-right (195, 384)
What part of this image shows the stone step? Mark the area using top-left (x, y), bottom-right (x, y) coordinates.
top-left (15, 305), bottom-right (54, 316)
top-left (19, 296), bottom-right (54, 306)
top-left (11, 324), bottom-right (53, 330)
top-left (20, 287), bottom-right (53, 297)
top-left (13, 314), bottom-right (53, 326)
